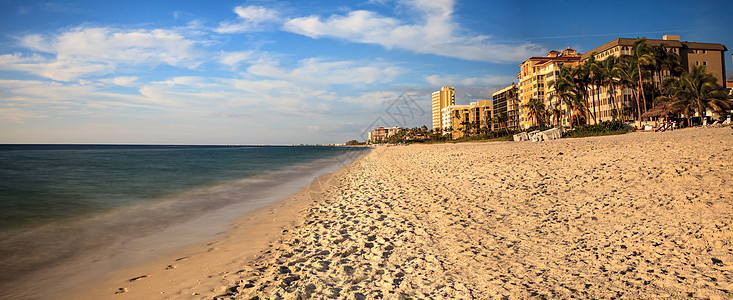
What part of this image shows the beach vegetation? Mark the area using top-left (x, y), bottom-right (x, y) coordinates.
top-left (345, 140), bottom-right (366, 145)
top-left (449, 130), bottom-right (514, 143)
top-left (653, 65), bottom-right (732, 126)
top-left (564, 120), bottom-right (630, 138)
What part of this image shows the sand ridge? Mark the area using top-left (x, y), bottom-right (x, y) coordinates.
top-left (223, 127), bottom-right (732, 299)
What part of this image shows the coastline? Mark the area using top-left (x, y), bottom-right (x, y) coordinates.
top-left (63, 148), bottom-right (371, 300)
top-left (57, 127), bottom-right (733, 298)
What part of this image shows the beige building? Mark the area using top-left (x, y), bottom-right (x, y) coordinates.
top-left (431, 87), bottom-right (455, 130)
top-left (367, 126), bottom-right (401, 143)
top-left (441, 100), bottom-right (493, 139)
top-left (581, 35), bottom-right (728, 124)
top-left (517, 49), bottom-right (582, 129)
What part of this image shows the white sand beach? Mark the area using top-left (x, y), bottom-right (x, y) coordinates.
top-left (71, 127), bottom-right (732, 299)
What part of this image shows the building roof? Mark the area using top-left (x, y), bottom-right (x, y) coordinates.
top-left (492, 84), bottom-right (516, 96)
top-left (682, 41), bottom-right (728, 51)
top-left (581, 37), bottom-right (727, 60)
top-left (520, 55), bottom-right (580, 66)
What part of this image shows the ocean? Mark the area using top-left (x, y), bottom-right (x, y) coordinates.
top-left (0, 144), bottom-right (367, 297)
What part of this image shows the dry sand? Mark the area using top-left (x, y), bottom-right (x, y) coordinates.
top-left (72, 127), bottom-right (732, 299)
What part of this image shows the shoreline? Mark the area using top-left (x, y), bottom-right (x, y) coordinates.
top-left (63, 148), bottom-right (370, 299)
top-left (31, 127), bottom-right (733, 299)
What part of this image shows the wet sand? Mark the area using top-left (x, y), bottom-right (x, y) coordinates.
top-left (71, 127), bottom-right (732, 299)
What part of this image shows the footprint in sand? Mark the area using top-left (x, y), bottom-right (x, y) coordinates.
top-left (128, 275), bottom-right (149, 282)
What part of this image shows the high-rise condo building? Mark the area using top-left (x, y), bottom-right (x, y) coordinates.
top-left (492, 84), bottom-right (519, 132)
top-left (431, 87), bottom-right (455, 130)
top-left (517, 49), bottom-right (582, 129)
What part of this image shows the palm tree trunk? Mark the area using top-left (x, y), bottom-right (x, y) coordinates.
top-left (591, 87), bottom-right (597, 124)
top-left (593, 86), bottom-right (601, 124)
top-left (634, 87), bottom-right (641, 125)
top-left (637, 62), bottom-right (648, 121)
top-left (609, 83), bottom-right (616, 120)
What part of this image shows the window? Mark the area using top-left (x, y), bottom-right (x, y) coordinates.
top-left (702, 50), bottom-right (707, 54)
top-left (703, 61), bottom-right (707, 66)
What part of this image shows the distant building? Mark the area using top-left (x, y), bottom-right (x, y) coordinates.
top-left (431, 87), bottom-right (455, 130)
top-left (517, 48), bottom-right (582, 129)
top-left (441, 100), bottom-right (493, 139)
top-left (367, 126), bottom-right (401, 143)
top-left (492, 84), bottom-right (519, 132)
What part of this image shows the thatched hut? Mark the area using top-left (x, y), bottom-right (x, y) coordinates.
top-left (642, 102), bottom-right (682, 119)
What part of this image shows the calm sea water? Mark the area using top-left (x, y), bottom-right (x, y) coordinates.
top-left (0, 144), bottom-right (367, 296)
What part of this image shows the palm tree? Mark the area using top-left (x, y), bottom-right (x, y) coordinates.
top-left (548, 101), bottom-right (565, 127)
top-left (453, 109), bottom-right (462, 137)
top-left (632, 38), bottom-right (655, 118)
top-left (523, 98), bottom-right (546, 127)
top-left (460, 120), bottom-right (471, 136)
top-left (569, 90), bottom-right (588, 126)
top-left (598, 56), bottom-right (620, 120)
top-left (616, 56), bottom-right (641, 123)
top-left (571, 62), bottom-right (592, 124)
top-left (471, 120), bottom-right (481, 136)
top-left (583, 55), bottom-right (601, 124)
top-left (492, 112), bottom-right (510, 136)
top-left (548, 64), bottom-right (578, 129)
top-left (670, 66), bottom-right (731, 125)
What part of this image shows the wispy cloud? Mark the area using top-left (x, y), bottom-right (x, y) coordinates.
top-left (100, 76), bottom-right (139, 87)
top-left (1, 26), bottom-right (204, 81)
top-left (281, 0), bottom-right (543, 63)
top-left (219, 50), bottom-right (256, 67)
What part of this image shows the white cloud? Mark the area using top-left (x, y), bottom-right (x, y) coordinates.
top-left (216, 5), bottom-right (281, 33)
top-left (1, 26), bottom-right (204, 81)
top-left (0, 79), bottom-right (153, 118)
top-left (282, 0), bottom-right (543, 62)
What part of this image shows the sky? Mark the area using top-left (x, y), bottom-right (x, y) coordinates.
top-left (1, 0), bottom-right (731, 144)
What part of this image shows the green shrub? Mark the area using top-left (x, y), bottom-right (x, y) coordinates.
top-left (565, 120), bottom-right (629, 138)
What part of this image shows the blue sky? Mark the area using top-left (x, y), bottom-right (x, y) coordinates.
top-left (1, 0), bottom-right (731, 144)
